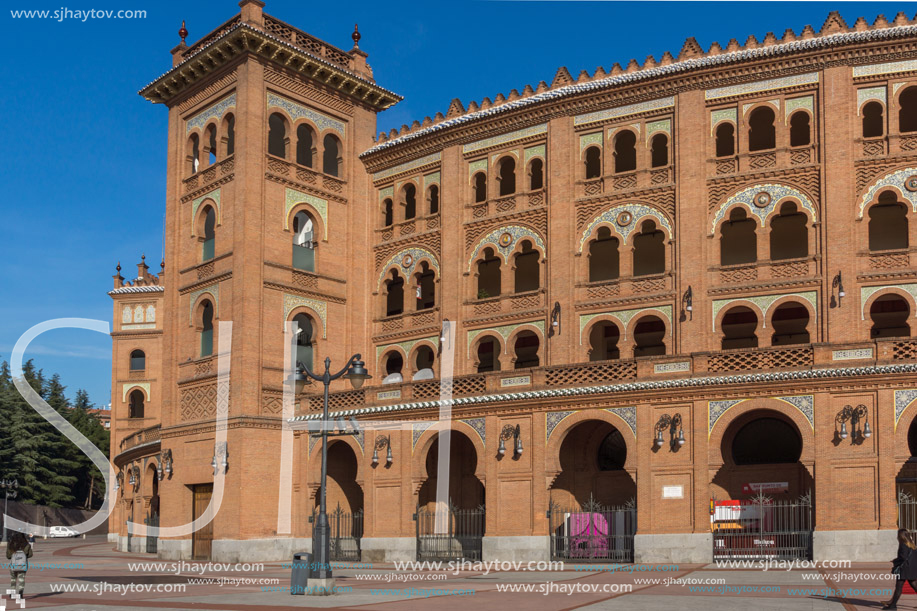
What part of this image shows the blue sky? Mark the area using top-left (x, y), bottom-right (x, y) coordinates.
top-left (0, 1), bottom-right (913, 407)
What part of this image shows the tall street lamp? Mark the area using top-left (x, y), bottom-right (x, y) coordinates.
top-left (1, 479), bottom-right (19, 544)
top-left (290, 355), bottom-right (370, 585)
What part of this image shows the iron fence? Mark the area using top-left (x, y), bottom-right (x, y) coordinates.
top-left (311, 505), bottom-right (363, 562)
top-left (549, 497), bottom-right (636, 562)
top-left (711, 493), bottom-right (812, 560)
top-left (415, 502), bottom-right (485, 561)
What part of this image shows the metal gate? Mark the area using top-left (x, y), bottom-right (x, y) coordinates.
top-left (415, 502), bottom-right (485, 561)
top-left (898, 491), bottom-right (917, 534)
top-left (712, 493), bottom-right (812, 560)
top-left (145, 513), bottom-right (159, 554)
top-left (310, 505), bottom-right (363, 562)
top-left (549, 497), bottom-right (636, 562)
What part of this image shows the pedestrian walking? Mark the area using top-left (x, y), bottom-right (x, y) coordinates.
top-left (5, 531), bottom-right (32, 598)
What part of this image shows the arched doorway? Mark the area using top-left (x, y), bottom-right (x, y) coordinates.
top-left (895, 415), bottom-right (917, 532)
top-left (312, 441), bottom-right (363, 561)
top-left (415, 430), bottom-right (485, 561)
top-left (548, 420), bottom-right (637, 562)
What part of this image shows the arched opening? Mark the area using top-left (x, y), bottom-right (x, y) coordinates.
top-left (529, 158), bottom-right (544, 190)
top-left (870, 294), bottom-right (911, 338)
top-left (771, 302), bottom-right (810, 346)
top-left (385, 270), bottom-right (404, 317)
top-left (414, 346), bottom-right (435, 380)
top-left (477, 247), bottom-right (501, 299)
top-left (415, 262), bottom-right (435, 310)
top-left (650, 134), bottom-right (669, 167)
top-left (292, 211), bottom-right (315, 272)
top-left (202, 206), bottom-right (216, 262)
top-left (402, 184), bottom-right (417, 220)
top-left (632, 220), bottom-right (665, 276)
top-left (476, 336), bottom-right (500, 373)
top-left (292, 313), bottom-right (314, 371)
top-left (633, 316), bottom-right (665, 357)
top-left (748, 106), bottom-right (776, 151)
top-left (514, 240), bottom-right (540, 293)
top-left (224, 114), bottom-right (235, 156)
top-left (128, 389), bottom-right (145, 419)
top-left (715, 123), bottom-right (735, 157)
top-left (427, 185), bottom-right (440, 215)
top-left (789, 112), bottom-right (811, 147)
top-left (733, 417), bottom-right (802, 465)
top-left (900, 418), bottom-right (917, 502)
top-left (589, 322), bottom-right (620, 361)
top-left (613, 131), bottom-right (637, 173)
top-left (268, 113), bottom-right (287, 158)
top-left (513, 331), bottom-right (540, 369)
top-left (322, 134), bottom-right (342, 177)
top-left (868, 192), bottom-right (909, 251)
top-left (720, 306), bottom-right (758, 350)
top-left (383, 198), bottom-right (394, 227)
top-left (189, 133), bottom-right (200, 174)
top-left (129, 349), bottom-right (145, 371)
top-left (383, 351), bottom-right (403, 383)
top-left (769, 201), bottom-right (808, 260)
top-left (473, 172), bottom-right (487, 203)
top-left (584, 146), bottom-right (602, 179)
top-left (900, 87), bottom-right (917, 133)
top-left (296, 124), bottom-right (315, 167)
top-left (720, 208), bottom-right (756, 265)
top-left (862, 102), bottom-right (884, 138)
top-left (313, 441), bottom-right (363, 559)
top-left (417, 431), bottom-right (484, 511)
top-left (589, 227), bottom-right (620, 282)
top-left (497, 157), bottom-right (516, 196)
top-left (200, 300), bottom-right (214, 357)
top-left (205, 124), bottom-right (217, 166)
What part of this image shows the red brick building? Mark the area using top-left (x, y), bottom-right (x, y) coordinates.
top-left (110, 1), bottom-right (917, 563)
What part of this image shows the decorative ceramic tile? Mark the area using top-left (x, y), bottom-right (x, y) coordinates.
top-left (282, 294), bottom-right (327, 338)
top-left (378, 247), bottom-right (440, 287)
top-left (467, 320), bottom-right (546, 357)
top-left (424, 172), bottom-right (441, 188)
top-left (775, 395), bottom-right (814, 428)
top-left (467, 225), bottom-right (546, 271)
top-left (894, 82), bottom-right (909, 96)
top-left (833, 348), bottom-right (874, 361)
top-left (654, 361), bottom-right (691, 374)
top-left (468, 159), bottom-right (488, 177)
top-left (191, 188), bottom-right (221, 236)
top-left (896, 389), bottom-right (917, 429)
top-left (267, 92), bottom-right (345, 136)
top-left (579, 132), bottom-right (603, 151)
top-left (492, 150), bottom-right (519, 164)
top-left (463, 124), bottom-right (548, 154)
top-left (857, 167), bottom-right (917, 217)
top-left (709, 395), bottom-right (813, 434)
top-left (354, 429), bottom-right (364, 452)
top-left (706, 73), bottom-right (819, 100)
top-left (187, 93), bottom-right (236, 133)
top-left (188, 284), bottom-right (220, 323)
top-left (525, 144), bottom-right (546, 161)
top-left (860, 284), bottom-right (917, 320)
top-left (711, 292), bottom-right (817, 332)
top-left (743, 99), bottom-right (780, 117)
top-left (375, 336), bottom-right (439, 364)
top-left (373, 152), bottom-right (441, 182)
top-left (784, 96), bottom-right (813, 123)
top-left (284, 188), bottom-right (328, 238)
top-left (412, 421), bottom-right (433, 450)
top-left (711, 183), bottom-right (817, 233)
top-left (378, 186), bottom-right (394, 201)
top-left (857, 87), bottom-right (887, 114)
top-left (708, 399), bottom-right (744, 434)
top-left (853, 59), bottom-right (917, 78)
top-left (546, 411), bottom-right (575, 441)
top-left (710, 108), bottom-right (737, 135)
top-left (461, 418), bottom-right (486, 446)
top-left (146, 305), bottom-right (156, 322)
top-left (122, 382), bottom-right (151, 402)
top-left (645, 119), bottom-right (671, 143)
top-left (605, 406), bottom-right (636, 437)
top-left (579, 306), bottom-right (673, 341)
top-left (500, 375), bottom-right (531, 387)
top-left (579, 203), bottom-right (674, 251)
top-left (575, 97), bottom-right (675, 126)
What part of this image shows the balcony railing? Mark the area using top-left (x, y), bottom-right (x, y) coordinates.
top-left (120, 425), bottom-right (161, 451)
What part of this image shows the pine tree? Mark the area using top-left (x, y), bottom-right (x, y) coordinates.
top-left (66, 389), bottom-right (109, 509)
top-left (0, 362), bottom-right (16, 483)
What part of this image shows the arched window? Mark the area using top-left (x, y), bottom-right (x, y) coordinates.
top-left (268, 113), bottom-right (287, 158)
top-left (650, 134), bottom-right (668, 167)
top-left (715, 123), bottom-right (735, 157)
top-left (514, 240), bottom-right (539, 293)
top-left (128, 389), bottom-right (145, 419)
top-left (584, 146), bottom-right (602, 179)
top-left (385, 270), bottom-right (404, 317)
top-left (589, 322), bottom-right (620, 361)
top-left (871, 294), bottom-right (911, 338)
top-left (613, 131), bottom-right (637, 173)
top-left (513, 331), bottom-right (539, 369)
top-left (862, 102), bottom-right (884, 138)
top-left (202, 206), bottom-right (216, 262)
top-left (323, 134), bottom-right (341, 177)
top-left (200, 300), bottom-right (214, 357)
top-left (189, 134), bottom-right (200, 174)
top-left (383, 352), bottom-right (403, 383)
top-left (632, 220), bottom-right (665, 276)
top-left (529, 158), bottom-right (544, 190)
top-left (633, 316), bottom-right (665, 357)
top-left (383, 198), bottom-right (394, 227)
top-left (427, 185), bottom-right (440, 214)
top-left (789, 112), bottom-right (811, 147)
top-left (498, 157), bottom-right (516, 196)
top-left (205, 125), bottom-right (217, 166)
top-left (292, 211), bottom-right (315, 272)
top-left (721, 306), bottom-right (758, 350)
top-left (402, 184), bottom-right (417, 220)
top-left (869, 192), bottom-right (909, 251)
top-left (129, 349), bottom-right (145, 371)
top-left (296, 124), bottom-right (315, 167)
top-left (732, 417), bottom-right (801, 465)
top-left (597, 429), bottom-right (627, 471)
top-left (473, 172), bottom-right (487, 203)
top-left (720, 208), bottom-right (756, 265)
top-left (477, 247), bottom-right (501, 299)
top-left (769, 201), bottom-right (808, 260)
top-left (224, 114), bottom-right (235, 156)
top-left (414, 346), bottom-right (435, 380)
top-left (748, 106), bottom-right (776, 151)
top-left (476, 336), bottom-right (500, 373)
top-left (900, 87), bottom-right (917, 133)
top-left (771, 302), bottom-right (810, 346)
top-left (588, 227), bottom-right (620, 282)
top-left (292, 313), bottom-right (314, 371)
top-left (415, 262), bottom-right (435, 310)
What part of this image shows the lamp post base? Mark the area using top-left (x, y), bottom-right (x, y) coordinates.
top-left (306, 577), bottom-right (336, 595)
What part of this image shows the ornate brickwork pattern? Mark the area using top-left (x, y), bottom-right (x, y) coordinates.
top-left (187, 93), bottom-right (236, 133)
top-left (896, 389), bottom-right (917, 430)
top-left (377, 247), bottom-right (440, 286)
top-left (467, 320), bottom-right (546, 356)
top-left (266, 92), bottom-right (345, 136)
top-left (710, 108), bottom-right (737, 134)
top-left (860, 283), bottom-right (917, 320)
top-left (711, 184), bottom-right (817, 233)
top-left (284, 188), bottom-right (328, 237)
top-left (262, 393), bottom-right (283, 415)
top-left (605, 406), bottom-right (636, 437)
top-left (857, 86), bottom-right (887, 113)
top-left (580, 132), bottom-right (603, 151)
top-left (191, 188), bottom-right (221, 235)
top-left (282, 294), bottom-right (327, 338)
top-left (546, 411), bottom-right (575, 441)
top-left (180, 384), bottom-right (218, 421)
top-left (705, 72), bottom-right (819, 100)
top-left (467, 225), bottom-right (546, 271)
top-left (784, 96), bottom-right (813, 123)
top-left (853, 59), bottom-right (917, 78)
top-left (579, 203), bottom-right (673, 251)
top-left (574, 97), bottom-right (675, 127)
top-left (463, 123), bottom-right (548, 154)
top-left (579, 306), bottom-right (673, 341)
top-left (857, 167), bottom-right (917, 217)
top-left (460, 418), bottom-right (486, 446)
top-left (545, 360), bottom-right (636, 386)
top-left (525, 144), bottom-right (546, 161)
top-left (188, 284), bottom-right (219, 323)
top-left (711, 291), bottom-right (817, 331)
top-left (375, 336), bottom-right (439, 364)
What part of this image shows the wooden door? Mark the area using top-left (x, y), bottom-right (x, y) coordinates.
top-left (192, 484), bottom-right (213, 560)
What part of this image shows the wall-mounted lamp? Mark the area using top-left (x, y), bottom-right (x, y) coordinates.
top-left (498, 424), bottom-right (523, 458)
top-left (654, 413), bottom-right (685, 451)
top-left (163, 449), bottom-right (173, 478)
top-left (548, 302), bottom-right (561, 338)
top-left (372, 435), bottom-right (393, 466)
top-left (680, 287), bottom-right (693, 322)
top-left (836, 404), bottom-right (870, 444)
top-left (212, 442), bottom-right (228, 475)
top-left (115, 471), bottom-right (123, 491)
top-left (831, 272), bottom-right (845, 308)
top-left (129, 465), bottom-right (140, 488)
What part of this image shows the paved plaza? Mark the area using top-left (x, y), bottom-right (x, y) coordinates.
top-left (0, 537), bottom-right (909, 610)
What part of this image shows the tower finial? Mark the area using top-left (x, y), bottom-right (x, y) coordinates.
top-left (116, 262), bottom-right (121, 273)
top-left (352, 23), bottom-right (361, 48)
top-left (179, 20), bottom-right (188, 44)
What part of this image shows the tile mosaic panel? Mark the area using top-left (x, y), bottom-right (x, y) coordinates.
top-left (546, 411), bottom-right (575, 441)
top-left (645, 119), bottom-right (671, 143)
top-left (743, 99), bottom-right (780, 117)
top-left (857, 167), bottom-right (917, 217)
top-left (267, 92), bottom-right (346, 136)
top-left (187, 93), bottom-right (236, 133)
top-left (122, 382), bottom-right (151, 402)
top-left (463, 124), bottom-right (548, 154)
top-left (373, 152), bottom-right (442, 182)
top-left (605, 406), bottom-right (636, 437)
top-left (579, 203), bottom-right (674, 251)
top-left (424, 172), bottom-right (441, 188)
top-left (188, 284), bottom-right (220, 323)
top-left (711, 184), bottom-right (818, 233)
top-left (468, 159), bottom-right (488, 177)
top-left (853, 59), bottom-right (917, 78)
top-left (711, 292), bottom-right (817, 332)
top-left (579, 306), bottom-right (673, 341)
top-left (574, 97), bottom-right (675, 126)
top-left (282, 294), bottom-right (327, 338)
top-left (784, 96), bottom-right (813, 123)
top-left (412, 421), bottom-right (433, 450)
top-left (467, 225), bottom-right (546, 271)
top-left (705, 73), bottom-right (819, 100)
top-left (860, 284), bottom-right (917, 320)
top-left (857, 87), bottom-right (887, 113)
top-left (284, 188), bottom-right (328, 238)
top-left (467, 321), bottom-right (546, 357)
top-left (461, 418), bottom-right (486, 446)
top-left (896, 389), bottom-right (917, 430)
top-left (525, 145), bottom-right (546, 161)
top-left (710, 108), bottom-right (737, 134)
top-left (579, 132), bottom-right (603, 151)
top-left (376, 336), bottom-right (439, 363)
top-left (378, 247), bottom-right (440, 287)
top-left (191, 188), bottom-right (221, 235)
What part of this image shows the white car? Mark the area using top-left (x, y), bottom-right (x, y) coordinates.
top-left (48, 526), bottom-right (78, 538)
